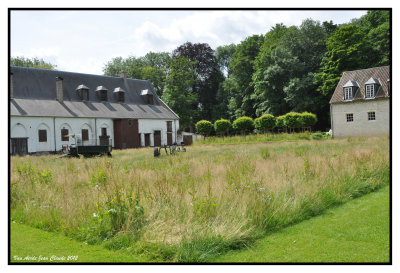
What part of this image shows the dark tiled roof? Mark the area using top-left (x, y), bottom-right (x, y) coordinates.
top-left (330, 66), bottom-right (390, 104)
top-left (10, 66), bottom-right (178, 119)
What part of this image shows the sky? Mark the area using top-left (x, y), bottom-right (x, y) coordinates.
top-left (10, 10), bottom-right (368, 75)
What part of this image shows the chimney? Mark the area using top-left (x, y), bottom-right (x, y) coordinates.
top-left (120, 71), bottom-right (127, 80)
top-left (56, 76), bottom-right (64, 102)
top-left (10, 72), bottom-right (14, 98)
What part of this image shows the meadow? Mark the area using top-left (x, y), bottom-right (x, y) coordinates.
top-left (10, 136), bottom-right (389, 262)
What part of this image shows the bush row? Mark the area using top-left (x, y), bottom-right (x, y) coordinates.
top-left (195, 112), bottom-right (318, 136)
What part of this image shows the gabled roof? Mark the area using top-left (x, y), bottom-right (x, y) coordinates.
top-left (365, 77), bottom-right (380, 85)
top-left (330, 66), bottom-right (390, 104)
top-left (76, 84), bottom-right (89, 90)
top-left (10, 66), bottom-right (178, 119)
top-left (343, 80), bottom-right (359, 87)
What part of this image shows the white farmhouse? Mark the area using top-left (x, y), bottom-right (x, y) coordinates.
top-left (10, 66), bottom-right (179, 155)
top-left (330, 66), bottom-right (390, 138)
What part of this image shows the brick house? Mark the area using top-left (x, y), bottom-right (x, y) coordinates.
top-left (10, 66), bottom-right (179, 155)
top-left (330, 66), bottom-right (390, 138)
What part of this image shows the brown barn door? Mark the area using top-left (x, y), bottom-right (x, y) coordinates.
top-left (154, 131), bottom-right (161, 147)
top-left (11, 138), bottom-right (28, 156)
top-left (144, 134), bottom-right (150, 147)
top-left (167, 133), bottom-right (172, 145)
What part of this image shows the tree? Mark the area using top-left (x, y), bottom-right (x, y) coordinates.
top-left (227, 34), bottom-right (265, 119)
top-left (214, 119), bottom-right (231, 137)
top-left (195, 120), bottom-right (213, 138)
top-left (11, 56), bottom-right (57, 70)
top-left (253, 20), bottom-right (329, 124)
top-left (172, 42), bottom-right (221, 121)
top-left (215, 44), bottom-right (236, 77)
top-left (283, 112), bottom-right (303, 132)
top-left (161, 56), bottom-right (198, 129)
top-left (103, 52), bottom-right (171, 96)
top-left (232, 116), bottom-right (254, 135)
top-left (254, 114), bottom-right (276, 133)
top-left (315, 25), bottom-right (375, 98)
top-left (299, 112), bottom-right (318, 128)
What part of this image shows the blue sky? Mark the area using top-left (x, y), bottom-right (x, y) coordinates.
top-left (11, 10), bottom-right (367, 75)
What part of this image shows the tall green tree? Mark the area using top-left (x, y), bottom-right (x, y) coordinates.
top-left (103, 52), bottom-right (170, 96)
top-left (161, 56), bottom-right (198, 129)
top-left (172, 42), bottom-right (220, 122)
top-left (226, 34), bottom-right (265, 119)
top-left (11, 56), bottom-right (57, 70)
top-left (314, 24), bottom-right (375, 97)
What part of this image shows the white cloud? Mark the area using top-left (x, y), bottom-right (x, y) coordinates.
top-left (11, 10), bottom-right (368, 75)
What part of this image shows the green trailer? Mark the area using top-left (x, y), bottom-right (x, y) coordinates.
top-left (62, 134), bottom-right (112, 158)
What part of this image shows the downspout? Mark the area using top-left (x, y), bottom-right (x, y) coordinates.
top-left (95, 118), bottom-right (97, 145)
top-left (174, 120), bottom-right (177, 143)
top-left (53, 117), bottom-right (56, 153)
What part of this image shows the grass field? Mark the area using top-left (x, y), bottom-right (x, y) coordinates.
top-left (10, 136), bottom-right (389, 262)
top-left (10, 185), bottom-right (389, 263)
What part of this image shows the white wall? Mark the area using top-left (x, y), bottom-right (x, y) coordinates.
top-left (331, 99), bottom-right (389, 138)
top-left (138, 119), bottom-right (179, 146)
top-left (11, 116), bottom-right (114, 153)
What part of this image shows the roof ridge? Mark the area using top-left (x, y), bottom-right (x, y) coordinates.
top-left (10, 66), bottom-right (150, 82)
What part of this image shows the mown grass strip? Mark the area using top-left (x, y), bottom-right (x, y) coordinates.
top-left (10, 222), bottom-right (149, 263)
top-left (212, 185), bottom-right (390, 263)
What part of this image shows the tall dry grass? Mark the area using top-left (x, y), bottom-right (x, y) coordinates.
top-left (10, 137), bottom-right (389, 261)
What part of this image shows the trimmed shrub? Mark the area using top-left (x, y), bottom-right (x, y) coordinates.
top-left (232, 116), bottom-right (254, 135)
top-left (300, 112), bottom-right (318, 128)
top-left (195, 120), bottom-right (213, 137)
top-left (214, 119), bottom-right (231, 137)
top-left (276, 115), bottom-right (286, 129)
top-left (283, 112), bottom-right (303, 129)
top-left (254, 114), bottom-right (276, 133)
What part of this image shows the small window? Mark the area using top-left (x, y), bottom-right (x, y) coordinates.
top-left (128, 119), bottom-right (133, 126)
top-left (101, 128), bottom-right (107, 136)
top-left (82, 129), bottom-right (89, 141)
top-left (38, 130), bottom-right (47, 142)
top-left (365, 84), bottom-right (374, 98)
top-left (368, 111), bottom-right (376, 121)
top-left (61, 129), bottom-right (69, 141)
top-left (346, 113), bottom-right (354, 122)
top-left (344, 87), bottom-right (352, 100)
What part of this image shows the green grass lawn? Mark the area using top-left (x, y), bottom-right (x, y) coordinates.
top-left (212, 185), bottom-right (390, 263)
top-left (10, 222), bottom-right (149, 263)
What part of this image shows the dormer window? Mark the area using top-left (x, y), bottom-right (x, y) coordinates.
top-left (343, 80), bottom-right (358, 101)
top-left (76, 84), bottom-right (89, 100)
top-left (140, 89), bottom-right (154, 104)
top-left (344, 87), bottom-right (353, 100)
top-left (364, 77), bottom-right (380, 99)
top-left (114, 87), bottom-right (125, 102)
top-left (365, 84), bottom-right (374, 98)
top-left (95, 86), bottom-right (108, 101)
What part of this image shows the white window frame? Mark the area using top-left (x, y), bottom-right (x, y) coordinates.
top-left (365, 84), bottom-right (374, 98)
top-left (344, 87), bottom-right (352, 100)
top-left (368, 111), bottom-right (376, 121)
top-left (346, 113), bottom-right (354, 122)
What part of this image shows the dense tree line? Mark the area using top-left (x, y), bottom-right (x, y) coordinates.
top-left (12, 11), bottom-right (389, 132)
